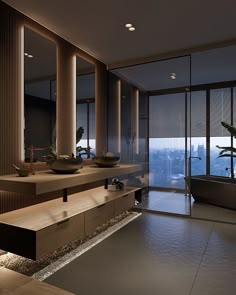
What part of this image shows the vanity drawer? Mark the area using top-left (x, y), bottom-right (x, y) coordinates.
top-left (114, 192), bottom-right (135, 216)
top-left (85, 201), bottom-right (115, 235)
top-left (36, 212), bottom-right (85, 260)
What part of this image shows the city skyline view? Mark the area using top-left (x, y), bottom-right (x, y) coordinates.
top-left (149, 137), bottom-right (232, 189)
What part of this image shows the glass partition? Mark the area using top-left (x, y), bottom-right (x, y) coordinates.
top-left (110, 55), bottom-right (190, 214)
top-left (149, 93), bottom-right (186, 189)
top-left (109, 44), bottom-right (236, 222)
top-left (191, 45), bottom-right (236, 223)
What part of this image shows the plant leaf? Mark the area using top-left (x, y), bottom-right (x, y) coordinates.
top-left (218, 154), bottom-right (236, 158)
top-left (221, 121), bottom-right (236, 138)
top-left (216, 145), bottom-right (236, 153)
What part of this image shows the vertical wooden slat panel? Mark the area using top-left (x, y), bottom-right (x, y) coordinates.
top-left (0, 2), bottom-right (25, 213)
top-left (0, 2), bottom-right (24, 173)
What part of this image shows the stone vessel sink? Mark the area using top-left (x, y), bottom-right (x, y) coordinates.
top-left (94, 156), bottom-right (120, 167)
top-left (48, 157), bottom-right (83, 174)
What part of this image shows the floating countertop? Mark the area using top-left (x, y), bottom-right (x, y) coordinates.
top-left (0, 164), bottom-right (141, 195)
top-left (0, 186), bottom-right (138, 230)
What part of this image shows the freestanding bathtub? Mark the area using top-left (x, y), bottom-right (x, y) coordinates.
top-left (185, 175), bottom-right (236, 210)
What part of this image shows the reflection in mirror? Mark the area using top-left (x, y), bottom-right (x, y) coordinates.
top-left (24, 27), bottom-right (56, 163)
top-left (76, 56), bottom-right (95, 159)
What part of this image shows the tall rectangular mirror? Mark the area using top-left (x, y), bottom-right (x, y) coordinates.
top-left (24, 27), bottom-right (56, 162)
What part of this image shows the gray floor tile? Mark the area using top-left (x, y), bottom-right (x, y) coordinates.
top-left (45, 213), bottom-right (213, 295)
top-left (190, 255), bottom-right (236, 295)
top-left (205, 223), bottom-right (236, 259)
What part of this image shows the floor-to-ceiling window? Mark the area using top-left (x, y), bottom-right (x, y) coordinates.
top-left (190, 91), bottom-right (207, 176)
top-left (149, 93), bottom-right (186, 189)
top-left (210, 88), bottom-right (231, 176)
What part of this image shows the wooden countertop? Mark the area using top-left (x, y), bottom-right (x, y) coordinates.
top-left (0, 164), bottom-right (141, 195)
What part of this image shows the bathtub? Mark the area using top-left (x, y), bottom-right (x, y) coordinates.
top-left (185, 175), bottom-right (236, 210)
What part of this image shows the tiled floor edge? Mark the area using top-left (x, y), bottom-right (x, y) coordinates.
top-left (32, 212), bottom-right (142, 281)
top-left (137, 207), bottom-right (236, 225)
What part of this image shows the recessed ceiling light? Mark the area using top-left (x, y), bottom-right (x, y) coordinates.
top-left (24, 52), bottom-right (33, 58)
top-left (125, 23), bottom-right (132, 28)
top-left (170, 73), bottom-right (176, 79)
top-left (128, 26), bottom-right (135, 31)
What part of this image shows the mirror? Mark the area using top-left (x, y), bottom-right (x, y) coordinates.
top-left (24, 27), bottom-right (56, 162)
top-left (76, 56), bottom-right (95, 159)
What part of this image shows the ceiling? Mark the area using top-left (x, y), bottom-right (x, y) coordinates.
top-left (112, 45), bottom-right (236, 91)
top-left (4, 0), bottom-right (236, 92)
top-left (3, 0), bottom-right (236, 67)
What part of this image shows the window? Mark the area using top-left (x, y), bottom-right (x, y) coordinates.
top-left (149, 93), bottom-right (185, 189)
top-left (210, 88), bottom-right (231, 176)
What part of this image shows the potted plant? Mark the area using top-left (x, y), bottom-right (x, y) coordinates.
top-left (216, 121), bottom-right (236, 178)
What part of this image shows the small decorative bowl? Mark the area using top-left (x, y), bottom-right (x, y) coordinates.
top-left (94, 156), bottom-right (120, 167)
top-left (17, 169), bottom-right (30, 177)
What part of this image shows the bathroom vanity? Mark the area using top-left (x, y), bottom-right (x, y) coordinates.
top-left (0, 164), bottom-right (141, 259)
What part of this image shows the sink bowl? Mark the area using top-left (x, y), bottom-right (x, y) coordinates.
top-left (48, 157), bottom-right (83, 174)
top-left (94, 156), bottom-right (120, 167)
top-left (17, 168), bottom-right (30, 177)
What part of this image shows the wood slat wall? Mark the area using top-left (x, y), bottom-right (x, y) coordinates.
top-left (0, 2), bottom-right (24, 173)
top-left (0, 2), bottom-right (26, 213)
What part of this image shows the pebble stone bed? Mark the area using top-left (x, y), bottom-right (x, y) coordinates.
top-left (0, 211), bottom-right (141, 280)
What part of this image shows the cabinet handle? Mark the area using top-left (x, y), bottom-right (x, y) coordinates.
top-left (97, 203), bottom-right (106, 208)
top-left (57, 218), bottom-right (70, 225)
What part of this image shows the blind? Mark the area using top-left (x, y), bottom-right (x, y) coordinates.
top-left (149, 93), bottom-right (185, 138)
top-left (191, 91), bottom-right (206, 137)
top-left (210, 88), bottom-right (231, 137)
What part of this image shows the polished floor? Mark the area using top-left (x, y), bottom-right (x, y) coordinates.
top-left (137, 190), bottom-right (236, 224)
top-left (45, 212), bottom-right (236, 295)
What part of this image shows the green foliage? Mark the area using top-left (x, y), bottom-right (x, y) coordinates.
top-left (221, 121), bottom-right (236, 138)
top-left (216, 121), bottom-right (236, 158)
